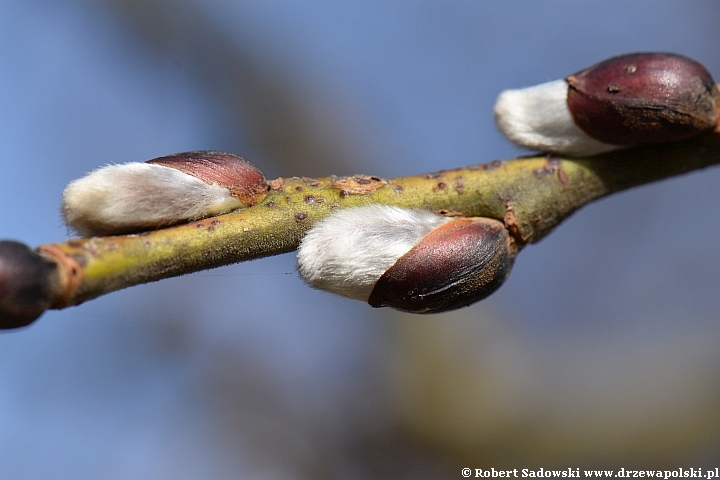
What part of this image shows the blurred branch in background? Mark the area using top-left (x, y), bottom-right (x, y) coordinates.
top-left (112, 0), bottom-right (365, 177)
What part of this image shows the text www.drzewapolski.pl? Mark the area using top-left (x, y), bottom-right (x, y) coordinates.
top-left (461, 468), bottom-right (720, 479)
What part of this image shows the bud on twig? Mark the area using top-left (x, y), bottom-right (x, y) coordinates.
top-left (62, 151), bottom-right (268, 236)
top-left (296, 206), bottom-right (516, 313)
top-left (368, 216), bottom-right (515, 313)
top-left (297, 206), bottom-right (451, 301)
top-left (146, 150), bottom-right (269, 206)
top-left (0, 241), bottom-right (61, 329)
top-left (494, 52), bottom-right (720, 156)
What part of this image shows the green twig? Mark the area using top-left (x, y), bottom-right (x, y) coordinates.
top-left (2, 128), bottom-right (719, 328)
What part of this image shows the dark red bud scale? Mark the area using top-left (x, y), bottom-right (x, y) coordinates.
top-left (566, 52), bottom-right (720, 146)
top-left (0, 241), bottom-right (60, 329)
top-left (368, 217), bottom-right (516, 313)
top-left (148, 150), bottom-right (269, 205)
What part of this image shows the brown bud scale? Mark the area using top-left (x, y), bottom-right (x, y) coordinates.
top-left (0, 241), bottom-right (60, 329)
top-left (566, 53), bottom-right (720, 145)
top-left (368, 217), bottom-right (515, 313)
top-left (148, 150), bottom-right (269, 205)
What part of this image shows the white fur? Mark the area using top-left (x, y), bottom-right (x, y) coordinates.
top-left (62, 163), bottom-right (242, 236)
top-left (494, 79), bottom-right (618, 157)
top-left (297, 205), bottom-right (450, 301)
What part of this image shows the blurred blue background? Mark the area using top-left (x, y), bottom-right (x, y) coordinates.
top-left (0, 1), bottom-right (719, 477)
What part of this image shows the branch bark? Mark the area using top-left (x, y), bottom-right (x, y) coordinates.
top-left (2, 127), bottom-right (720, 327)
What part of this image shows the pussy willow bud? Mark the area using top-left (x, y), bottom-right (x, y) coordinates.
top-left (368, 217), bottom-right (515, 313)
top-left (296, 205), bottom-right (516, 314)
top-left (62, 150), bottom-right (268, 236)
top-left (494, 52), bottom-right (720, 156)
top-left (146, 150), bottom-right (268, 206)
top-left (0, 241), bottom-right (60, 329)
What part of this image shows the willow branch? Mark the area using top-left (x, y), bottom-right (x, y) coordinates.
top-left (2, 127), bottom-right (719, 327)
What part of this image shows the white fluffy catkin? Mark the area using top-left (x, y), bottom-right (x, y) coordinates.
top-left (62, 163), bottom-right (242, 236)
top-left (296, 205), bottom-right (450, 301)
top-left (494, 79), bottom-right (617, 157)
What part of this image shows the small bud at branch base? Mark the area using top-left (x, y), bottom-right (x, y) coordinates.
top-left (0, 241), bottom-right (60, 329)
